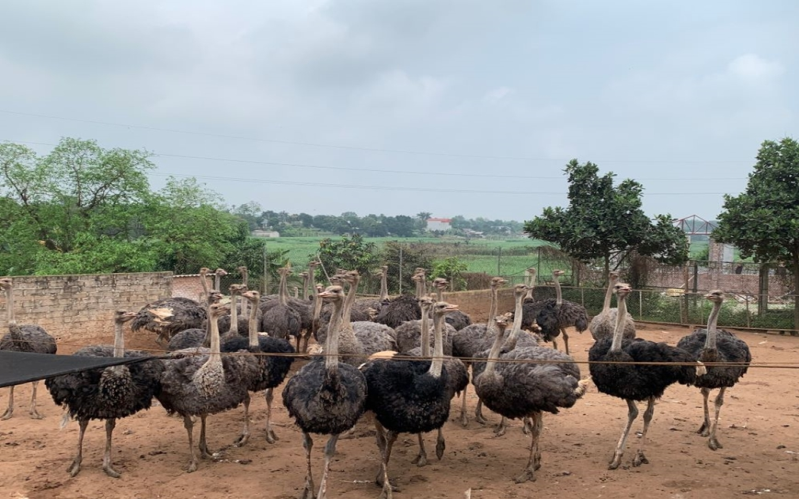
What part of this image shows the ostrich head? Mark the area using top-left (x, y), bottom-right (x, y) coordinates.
top-left (432, 301), bottom-right (459, 317)
top-left (418, 294), bottom-right (435, 309)
top-left (526, 267), bottom-right (537, 276)
top-left (433, 278), bottom-right (448, 290)
top-left (229, 283), bottom-right (246, 296)
top-left (0, 278), bottom-right (11, 291)
top-left (494, 314), bottom-right (510, 330)
top-left (613, 282), bottom-right (632, 298)
top-left (513, 283), bottom-right (528, 296)
top-left (237, 265), bottom-right (248, 275)
top-left (207, 290), bottom-right (223, 305)
top-left (381, 265), bottom-right (388, 273)
top-left (114, 310), bottom-right (136, 324)
top-left (319, 285), bottom-right (346, 304)
top-left (552, 269), bottom-right (566, 278)
top-left (490, 277), bottom-right (507, 288)
top-left (609, 270), bottom-right (620, 280)
top-left (214, 268), bottom-right (228, 278)
top-left (705, 289), bottom-right (725, 304)
top-left (342, 270), bottom-right (360, 286)
top-left (241, 289), bottom-right (260, 304)
top-left (199, 267), bottom-right (210, 277)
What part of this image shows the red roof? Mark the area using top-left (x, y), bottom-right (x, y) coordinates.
top-left (427, 218), bottom-right (452, 223)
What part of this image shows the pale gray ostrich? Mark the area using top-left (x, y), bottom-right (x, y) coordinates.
top-left (212, 267), bottom-right (228, 291)
top-left (261, 266), bottom-right (302, 348)
top-left (533, 269), bottom-right (589, 354)
top-left (589, 271), bottom-right (636, 341)
top-left (282, 286), bottom-right (367, 499)
top-left (589, 283), bottom-right (702, 469)
top-left (361, 300), bottom-right (459, 498)
top-left (450, 276), bottom-right (506, 426)
top-left (298, 261), bottom-right (321, 353)
top-left (157, 302), bottom-right (260, 473)
top-left (433, 278), bottom-right (472, 330)
top-left (45, 310), bottom-right (163, 478)
top-left (395, 295), bottom-right (456, 355)
top-left (524, 268), bottom-right (537, 301)
top-left (0, 278), bottom-right (57, 420)
top-left (473, 315), bottom-right (588, 482)
top-left (677, 290), bottom-right (752, 450)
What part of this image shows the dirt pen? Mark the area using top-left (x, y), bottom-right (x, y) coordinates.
top-left (1, 273), bottom-right (798, 498)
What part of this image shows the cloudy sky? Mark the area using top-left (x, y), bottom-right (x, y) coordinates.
top-left (1, 0), bottom-right (796, 222)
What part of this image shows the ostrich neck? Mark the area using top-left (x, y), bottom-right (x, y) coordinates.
top-left (199, 273), bottom-right (209, 298)
top-left (113, 321), bottom-right (125, 358)
top-left (554, 277), bottom-right (563, 306)
top-left (486, 286), bottom-right (499, 333)
top-left (324, 298), bottom-right (344, 372)
top-left (379, 271), bottom-right (388, 300)
top-left (420, 277), bottom-right (426, 297)
top-left (341, 278), bottom-right (359, 331)
top-left (420, 305), bottom-right (431, 357)
top-left (502, 292), bottom-right (525, 351)
top-left (704, 301), bottom-right (722, 350)
top-left (229, 293), bottom-right (239, 334)
top-left (484, 325), bottom-right (507, 376)
top-left (5, 286), bottom-right (13, 324)
top-left (241, 269), bottom-right (248, 287)
top-left (248, 299), bottom-right (259, 348)
top-left (214, 274), bottom-right (221, 291)
top-left (436, 288), bottom-right (443, 302)
top-left (207, 314), bottom-right (222, 364)
top-left (602, 277), bottom-right (616, 313)
top-left (525, 282), bottom-right (535, 301)
top-left (429, 313), bottom-right (445, 378)
top-left (278, 272), bottom-right (289, 306)
top-left (610, 295), bottom-right (629, 352)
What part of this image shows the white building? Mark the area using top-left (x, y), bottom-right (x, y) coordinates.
top-left (426, 217), bottom-right (452, 231)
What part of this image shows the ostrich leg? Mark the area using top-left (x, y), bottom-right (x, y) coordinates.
top-left (198, 415), bottom-right (214, 459)
top-left (459, 382), bottom-right (470, 426)
top-left (317, 434), bottom-right (340, 499)
top-left (300, 432), bottom-right (315, 499)
top-left (609, 400), bottom-right (639, 470)
top-left (412, 433), bottom-right (429, 466)
top-left (265, 388), bottom-right (279, 443)
top-left (29, 381), bottom-right (43, 419)
top-left (183, 415), bottom-right (199, 473)
top-left (494, 416), bottom-right (508, 437)
top-left (103, 419), bottom-right (121, 478)
top-left (698, 387), bottom-right (711, 436)
top-left (234, 394), bottom-right (251, 447)
top-left (435, 427), bottom-right (445, 460)
top-left (531, 412), bottom-right (544, 470)
top-left (708, 387), bottom-right (726, 450)
top-left (1, 386), bottom-right (14, 420)
top-left (514, 412), bottom-right (543, 483)
top-left (377, 430), bottom-right (399, 499)
top-left (633, 397), bottom-right (655, 467)
top-left (561, 328), bottom-right (570, 355)
top-left (475, 399), bottom-right (488, 425)
top-left (67, 419), bottom-right (89, 476)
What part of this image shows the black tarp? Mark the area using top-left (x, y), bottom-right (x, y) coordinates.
top-left (0, 351), bottom-right (165, 388)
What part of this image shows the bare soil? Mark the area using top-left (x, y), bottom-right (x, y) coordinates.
top-left (2, 325), bottom-right (798, 499)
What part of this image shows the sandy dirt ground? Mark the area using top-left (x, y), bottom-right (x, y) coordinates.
top-left (1, 324), bottom-right (798, 499)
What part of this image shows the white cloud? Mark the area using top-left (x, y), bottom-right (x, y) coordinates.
top-left (483, 86), bottom-right (514, 104)
top-left (727, 53), bottom-right (785, 81)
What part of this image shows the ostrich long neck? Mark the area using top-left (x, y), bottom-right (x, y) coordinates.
top-left (113, 320), bottom-right (125, 358)
top-left (199, 273), bottom-right (209, 301)
top-left (483, 323), bottom-right (507, 376)
top-left (525, 271), bottom-right (536, 300)
top-left (486, 285), bottom-right (499, 334)
top-left (602, 277), bottom-right (617, 313)
top-left (704, 300), bottom-right (722, 350)
top-left (429, 312), bottom-right (445, 378)
top-left (502, 291), bottom-right (525, 351)
top-left (610, 294), bottom-right (629, 352)
top-left (324, 298), bottom-right (345, 372)
top-left (420, 304), bottom-right (431, 357)
top-left (341, 277), bottom-right (359, 331)
top-left (248, 298), bottom-right (259, 348)
top-left (379, 269), bottom-right (388, 300)
top-left (554, 275), bottom-right (563, 306)
top-left (229, 291), bottom-right (239, 334)
top-left (278, 272), bottom-right (289, 306)
top-left (214, 273), bottom-right (222, 291)
top-left (5, 286), bottom-right (13, 324)
top-left (436, 287), bottom-right (443, 302)
top-left (207, 312), bottom-right (222, 364)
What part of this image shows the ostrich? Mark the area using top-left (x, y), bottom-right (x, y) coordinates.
top-left (523, 268), bottom-right (537, 301)
top-left (308, 283), bottom-right (325, 352)
top-left (472, 315), bottom-right (587, 483)
top-left (213, 267), bottom-right (228, 291)
top-left (261, 266), bottom-right (302, 348)
top-left (433, 278), bottom-right (472, 330)
top-left (352, 266), bottom-right (390, 318)
top-left (588, 271), bottom-right (636, 341)
top-left (45, 310), bottom-right (163, 478)
top-left (157, 302), bottom-right (259, 473)
top-left (282, 285), bottom-right (367, 499)
top-left (589, 283), bottom-right (703, 469)
top-left (166, 291), bottom-right (223, 352)
top-left (372, 269), bottom-right (424, 329)
top-left (394, 292), bottom-right (456, 355)
top-left (197, 267), bottom-right (211, 303)
top-left (131, 293), bottom-right (206, 347)
top-left (218, 284), bottom-right (249, 338)
top-left (533, 269), bottom-right (589, 354)
top-left (223, 289), bottom-right (295, 445)
top-left (0, 278), bottom-right (57, 420)
top-left (361, 300), bottom-right (458, 498)
top-left (450, 276), bottom-right (506, 426)
top-left (677, 290), bottom-right (751, 450)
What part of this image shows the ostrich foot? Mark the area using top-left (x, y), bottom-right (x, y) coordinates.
top-left (475, 413), bottom-right (489, 425)
top-left (300, 477), bottom-right (316, 499)
top-left (103, 464), bottom-right (121, 479)
top-left (411, 452), bottom-right (428, 467)
top-left (67, 458), bottom-right (82, 477)
top-left (29, 408), bottom-right (43, 420)
top-left (608, 451), bottom-right (624, 470)
top-left (199, 443), bottom-right (215, 460)
top-left (234, 432), bottom-right (249, 447)
top-left (698, 422), bottom-right (710, 437)
top-left (523, 418), bottom-right (534, 435)
top-left (378, 483), bottom-right (394, 499)
top-left (632, 450), bottom-right (649, 467)
top-left (513, 467), bottom-right (536, 483)
top-left (708, 437), bottom-right (723, 451)
top-left (266, 428), bottom-right (279, 444)
top-left (460, 410), bottom-right (469, 427)
top-left (375, 472), bottom-right (401, 492)
top-left (494, 419), bottom-right (508, 437)
top-left (1, 408), bottom-right (13, 420)
top-left (186, 459), bottom-right (198, 473)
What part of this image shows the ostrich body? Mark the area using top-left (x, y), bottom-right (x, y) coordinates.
top-left (157, 302), bottom-right (259, 473)
top-left (261, 266), bottom-right (302, 347)
top-left (166, 291), bottom-right (223, 352)
top-left (373, 269), bottom-right (423, 331)
top-left (589, 271), bottom-right (636, 341)
top-left (530, 269), bottom-right (589, 354)
top-left (222, 290), bottom-right (295, 445)
top-left (676, 290), bottom-right (751, 450)
top-left (342, 271), bottom-right (398, 354)
top-left (589, 283), bottom-right (701, 469)
top-left (131, 296), bottom-right (206, 346)
top-left (361, 300), bottom-right (457, 498)
top-left (45, 311), bottom-right (163, 478)
top-left (0, 278), bottom-right (57, 420)
top-left (473, 315), bottom-right (587, 482)
top-left (282, 286), bottom-right (368, 499)
top-left (450, 277), bottom-right (506, 426)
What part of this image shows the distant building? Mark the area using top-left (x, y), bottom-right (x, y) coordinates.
top-left (426, 217), bottom-right (452, 232)
top-left (252, 230), bottom-right (280, 238)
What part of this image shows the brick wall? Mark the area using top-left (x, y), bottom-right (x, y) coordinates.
top-left (172, 274), bottom-right (210, 300)
top-left (441, 288), bottom-right (515, 323)
top-left (648, 270), bottom-right (790, 296)
top-left (0, 272), bottom-right (172, 342)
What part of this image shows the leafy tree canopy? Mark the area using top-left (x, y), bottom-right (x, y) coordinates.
top-left (523, 159), bottom-right (688, 279)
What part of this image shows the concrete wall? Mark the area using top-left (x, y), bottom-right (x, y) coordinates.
top-left (441, 288), bottom-right (515, 323)
top-left (0, 272), bottom-right (172, 342)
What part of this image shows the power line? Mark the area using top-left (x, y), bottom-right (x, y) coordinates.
top-left (0, 109), bottom-right (752, 164)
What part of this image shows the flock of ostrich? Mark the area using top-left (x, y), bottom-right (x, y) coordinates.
top-left (0, 262), bottom-right (753, 498)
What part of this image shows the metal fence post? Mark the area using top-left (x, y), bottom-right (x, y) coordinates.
top-left (398, 244), bottom-right (403, 295)
top-left (638, 290), bottom-right (643, 320)
top-left (746, 295), bottom-right (751, 328)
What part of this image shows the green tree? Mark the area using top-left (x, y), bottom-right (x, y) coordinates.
top-left (381, 241), bottom-right (434, 294)
top-left (431, 257), bottom-right (468, 291)
top-left (524, 160), bottom-right (688, 280)
top-left (713, 137), bottom-right (799, 329)
top-left (313, 234), bottom-right (382, 292)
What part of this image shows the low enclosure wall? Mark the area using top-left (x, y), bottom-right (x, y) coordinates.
top-left (0, 272), bottom-right (172, 342)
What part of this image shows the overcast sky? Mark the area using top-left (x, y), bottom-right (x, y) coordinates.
top-left (1, 0), bottom-right (796, 222)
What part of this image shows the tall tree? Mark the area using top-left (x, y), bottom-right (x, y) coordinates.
top-left (714, 137), bottom-right (799, 329)
top-left (524, 159), bottom-right (688, 280)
